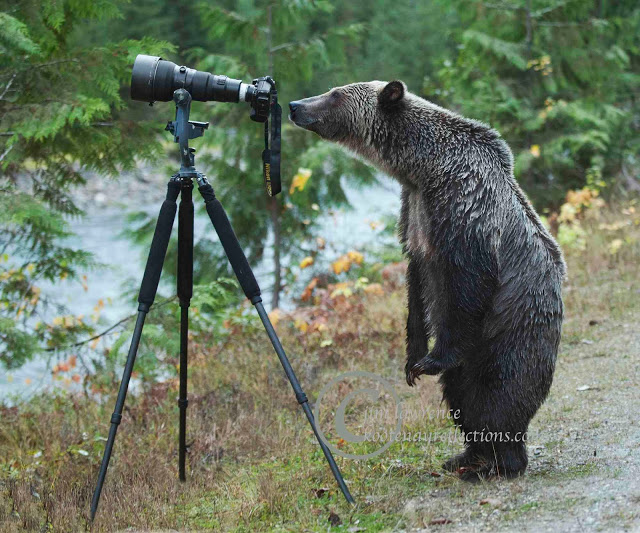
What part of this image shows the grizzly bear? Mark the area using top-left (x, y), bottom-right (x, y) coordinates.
top-left (289, 81), bottom-right (566, 480)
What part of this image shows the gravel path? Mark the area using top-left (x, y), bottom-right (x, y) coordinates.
top-left (403, 312), bottom-right (640, 532)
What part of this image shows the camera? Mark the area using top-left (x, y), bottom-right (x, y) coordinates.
top-left (131, 55), bottom-right (275, 123)
top-left (131, 55), bottom-right (281, 195)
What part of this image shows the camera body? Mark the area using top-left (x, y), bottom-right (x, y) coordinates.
top-left (247, 77), bottom-right (276, 123)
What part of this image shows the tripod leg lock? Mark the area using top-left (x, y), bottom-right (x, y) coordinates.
top-left (110, 413), bottom-right (123, 425)
top-left (295, 392), bottom-right (308, 405)
top-left (178, 398), bottom-right (189, 409)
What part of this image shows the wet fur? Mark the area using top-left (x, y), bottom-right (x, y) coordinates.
top-left (289, 81), bottom-right (566, 479)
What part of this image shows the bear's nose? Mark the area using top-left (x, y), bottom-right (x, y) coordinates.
top-left (289, 101), bottom-right (300, 113)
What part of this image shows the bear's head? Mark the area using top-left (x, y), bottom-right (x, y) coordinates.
top-left (288, 80), bottom-right (407, 145)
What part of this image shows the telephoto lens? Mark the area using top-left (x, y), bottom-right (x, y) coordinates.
top-left (131, 54), bottom-right (249, 104)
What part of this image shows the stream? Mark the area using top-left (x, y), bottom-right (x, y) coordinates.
top-left (0, 175), bottom-right (401, 402)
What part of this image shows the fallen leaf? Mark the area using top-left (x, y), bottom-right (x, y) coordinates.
top-left (479, 498), bottom-right (502, 506)
top-left (313, 487), bottom-right (329, 498)
top-left (328, 511), bottom-right (341, 526)
top-left (429, 518), bottom-right (452, 525)
top-left (577, 385), bottom-right (600, 391)
top-left (430, 471), bottom-right (442, 477)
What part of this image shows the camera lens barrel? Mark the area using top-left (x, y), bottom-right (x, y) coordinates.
top-left (131, 55), bottom-right (246, 104)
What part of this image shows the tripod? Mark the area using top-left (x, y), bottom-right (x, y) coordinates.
top-left (90, 89), bottom-right (354, 520)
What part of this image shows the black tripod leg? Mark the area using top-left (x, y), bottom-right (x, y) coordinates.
top-left (90, 179), bottom-right (180, 521)
top-left (197, 178), bottom-right (354, 504)
top-left (177, 179), bottom-right (194, 482)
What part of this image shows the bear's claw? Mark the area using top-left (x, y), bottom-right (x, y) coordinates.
top-left (408, 356), bottom-right (446, 384)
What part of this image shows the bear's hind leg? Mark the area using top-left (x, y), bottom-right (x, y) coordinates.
top-left (439, 367), bottom-right (483, 472)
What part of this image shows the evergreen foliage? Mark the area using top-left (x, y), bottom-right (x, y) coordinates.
top-left (435, 0), bottom-right (640, 206)
top-left (0, 0), bottom-right (171, 367)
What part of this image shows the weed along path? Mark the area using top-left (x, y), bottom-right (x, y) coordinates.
top-left (402, 315), bottom-right (640, 531)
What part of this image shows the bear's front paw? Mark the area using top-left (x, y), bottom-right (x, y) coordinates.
top-left (405, 356), bottom-right (440, 386)
top-left (406, 354), bottom-right (460, 386)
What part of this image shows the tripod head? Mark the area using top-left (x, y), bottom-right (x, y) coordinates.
top-left (164, 87), bottom-right (281, 195)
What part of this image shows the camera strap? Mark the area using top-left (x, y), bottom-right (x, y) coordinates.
top-left (262, 88), bottom-right (282, 196)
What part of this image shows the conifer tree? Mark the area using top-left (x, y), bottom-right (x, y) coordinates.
top-left (170, 0), bottom-right (375, 308)
top-left (0, 1), bottom-right (171, 367)
top-left (435, 0), bottom-right (640, 206)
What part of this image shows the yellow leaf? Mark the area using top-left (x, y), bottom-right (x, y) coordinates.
top-left (289, 168), bottom-right (312, 194)
top-left (301, 278), bottom-right (318, 302)
top-left (300, 256), bottom-right (314, 269)
top-left (294, 319), bottom-right (308, 333)
top-left (268, 308), bottom-right (282, 326)
top-left (331, 257), bottom-right (351, 275)
top-left (530, 145), bottom-right (541, 158)
top-left (330, 282), bottom-right (353, 299)
top-left (609, 238), bottom-right (624, 255)
top-left (364, 283), bottom-right (384, 295)
top-left (347, 250), bottom-right (364, 265)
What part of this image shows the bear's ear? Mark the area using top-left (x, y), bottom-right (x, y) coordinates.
top-left (378, 80), bottom-right (406, 108)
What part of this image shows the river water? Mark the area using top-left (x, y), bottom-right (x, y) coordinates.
top-left (0, 176), bottom-right (401, 402)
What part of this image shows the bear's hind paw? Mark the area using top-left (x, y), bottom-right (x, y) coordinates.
top-left (442, 449), bottom-right (480, 472)
top-left (459, 463), bottom-right (526, 483)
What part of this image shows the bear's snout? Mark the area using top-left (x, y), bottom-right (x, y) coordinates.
top-left (288, 98), bottom-right (318, 129)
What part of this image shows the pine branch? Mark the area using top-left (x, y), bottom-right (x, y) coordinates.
top-left (0, 145), bottom-right (13, 162)
top-left (0, 74), bottom-right (17, 101)
top-left (43, 295), bottom-right (178, 352)
top-left (480, 2), bottom-right (523, 11)
top-left (31, 59), bottom-right (79, 70)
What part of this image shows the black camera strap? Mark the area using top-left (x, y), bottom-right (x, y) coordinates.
top-left (262, 88), bottom-right (282, 196)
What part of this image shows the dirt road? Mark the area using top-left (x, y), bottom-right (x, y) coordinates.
top-left (403, 311), bottom-right (640, 532)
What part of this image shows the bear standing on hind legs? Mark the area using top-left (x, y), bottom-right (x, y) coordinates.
top-left (289, 80), bottom-right (566, 480)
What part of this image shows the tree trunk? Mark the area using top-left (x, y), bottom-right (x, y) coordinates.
top-left (266, 3), bottom-right (281, 309)
top-left (269, 196), bottom-right (282, 308)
